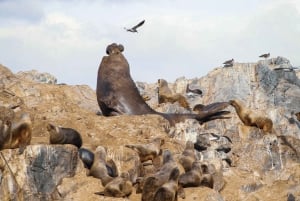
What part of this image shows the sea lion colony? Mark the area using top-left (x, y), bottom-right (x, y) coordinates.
top-left (1, 43), bottom-right (297, 200)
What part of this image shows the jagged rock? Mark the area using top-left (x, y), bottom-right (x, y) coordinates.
top-left (0, 55), bottom-right (299, 201)
top-left (0, 144), bottom-right (78, 200)
top-left (16, 70), bottom-right (57, 84)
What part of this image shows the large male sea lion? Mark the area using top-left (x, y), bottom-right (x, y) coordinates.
top-left (96, 43), bottom-right (230, 126)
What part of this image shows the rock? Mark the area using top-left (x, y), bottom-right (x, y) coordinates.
top-left (16, 70), bottom-right (57, 84)
top-left (0, 55), bottom-right (299, 201)
top-left (0, 144), bottom-right (78, 200)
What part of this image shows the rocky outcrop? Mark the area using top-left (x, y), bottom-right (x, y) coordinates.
top-left (0, 56), bottom-right (299, 201)
top-left (16, 70), bottom-right (57, 84)
top-left (0, 145), bottom-right (78, 201)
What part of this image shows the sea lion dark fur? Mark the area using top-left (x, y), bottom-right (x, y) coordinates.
top-left (152, 167), bottom-right (180, 201)
top-left (78, 148), bottom-right (95, 169)
top-left (47, 123), bottom-right (82, 148)
top-left (295, 112), bottom-right (300, 121)
top-left (229, 99), bottom-right (273, 133)
top-left (0, 113), bottom-right (32, 154)
top-left (186, 84), bottom-right (202, 96)
top-left (125, 137), bottom-right (164, 163)
top-left (89, 146), bottom-right (118, 186)
top-left (158, 78), bottom-right (190, 110)
top-left (96, 43), bottom-right (230, 126)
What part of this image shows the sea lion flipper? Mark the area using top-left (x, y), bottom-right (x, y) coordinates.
top-left (106, 159), bottom-right (119, 177)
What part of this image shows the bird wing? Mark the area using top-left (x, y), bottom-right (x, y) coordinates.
top-left (132, 20), bottom-right (145, 29)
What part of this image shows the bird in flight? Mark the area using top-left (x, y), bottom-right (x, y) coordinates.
top-left (259, 53), bottom-right (270, 59)
top-left (124, 20), bottom-right (145, 33)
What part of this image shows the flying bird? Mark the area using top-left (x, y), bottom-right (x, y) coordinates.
top-left (259, 53), bottom-right (270, 59)
top-left (124, 20), bottom-right (145, 33)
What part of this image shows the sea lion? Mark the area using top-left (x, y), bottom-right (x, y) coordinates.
top-left (158, 78), bottom-right (190, 110)
top-left (186, 84), bottom-right (203, 96)
top-left (295, 112), bottom-right (300, 121)
top-left (193, 102), bottom-right (231, 121)
top-left (179, 161), bottom-right (203, 188)
top-left (142, 150), bottom-right (177, 201)
top-left (229, 99), bottom-right (273, 133)
top-left (125, 137), bottom-right (164, 163)
top-left (0, 113), bottom-right (32, 154)
top-left (89, 146), bottom-right (118, 186)
top-left (152, 167), bottom-right (180, 201)
top-left (47, 123), bottom-right (82, 148)
top-left (95, 172), bottom-right (133, 198)
top-left (178, 141), bottom-right (196, 172)
top-left (78, 147), bottom-right (95, 169)
top-left (96, 43), bottom-right (230, 126)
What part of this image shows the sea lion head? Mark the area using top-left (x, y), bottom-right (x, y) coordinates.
top-left (106, 43), bottom-right (124, 55)
top-left (47, 123), bottom-right (60, 133)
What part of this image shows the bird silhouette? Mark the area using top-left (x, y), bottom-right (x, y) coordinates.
top-left (223, 59), bottom-right (234, 67)
top-left (124, 20), bottom-right (145, 33)
top-left (259, 53), bottom-right (270, 59)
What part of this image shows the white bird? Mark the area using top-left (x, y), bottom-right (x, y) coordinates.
top-left (124, 20), bottom-right (145, 33)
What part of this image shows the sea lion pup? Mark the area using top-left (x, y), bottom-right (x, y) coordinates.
top-left (158, 78), bottom-right (190, 110)
top-left (89, 146), bottom-right (118, 186)
top-left (96, 43), bottom-right (230, 126)
top-left (47, 123), bottom-right (82, 148)
top-left (78, 147), bottom-right (95, 169)
top-left (186, 84), bottom-right (203, 96)
top-left (229, 99), bottom-right (273, 133)
top-left (0, 113), bottom-right (32, 154)
top-left (179, 161), bottom-right (203, 188)
top-left (152, 167), bottom-right (180, 201)
top-left (125, 137), bottom-right (164, 163)
top-left (95, 172), bottom-right (133, 198)
top-left (178, 141), bottom-right (196, 172)
top-left (142, 150), bottom-right (177, 201)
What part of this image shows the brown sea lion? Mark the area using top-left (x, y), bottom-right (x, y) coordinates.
top-left (178, 161), bottom-right (203, 188)
top-left (89, 146), bottom-right (118, 186)
top-left (229, 99), bottom-right (273, 133)
top-left (158, 78), bottom-right (190, 110)
top-left (0, 113), bottom-right (32, 154)
top-left (125, 137), bottom-right (164, 163)
top-left (152, 167), bottom-right (180, 201)
top-left (142, 149), bottom-right (177, 201)
top-left (178, 141), bottom-right (196, 172)
top-left (295, 112), bottom-right (300, 121)
top-left (95, 172), bottom-right (133, 198)
top-left (47, 123), bottom-right (82, 148)
top-left (96, 43), bottom-right (230, 126)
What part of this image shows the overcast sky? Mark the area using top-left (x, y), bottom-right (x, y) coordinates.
top-left (0, 0), bottom-right (300, 89)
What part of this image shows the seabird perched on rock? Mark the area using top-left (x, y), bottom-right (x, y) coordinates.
top-left (223, 59), bottom-right (234, 67)
top-left (259, 53), bottom-right (270, 59)
top-left (124, 20), bottom-right (145, 33)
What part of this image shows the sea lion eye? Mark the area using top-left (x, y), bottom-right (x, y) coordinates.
top-left (118, 44), bottom-right (124, 52)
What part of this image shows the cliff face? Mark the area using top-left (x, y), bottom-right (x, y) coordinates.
top-left (0, 57), bottom-right (299, 200)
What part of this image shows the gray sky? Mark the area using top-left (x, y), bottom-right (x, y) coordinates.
top-left (0, 0), bottom-right (300, 89)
